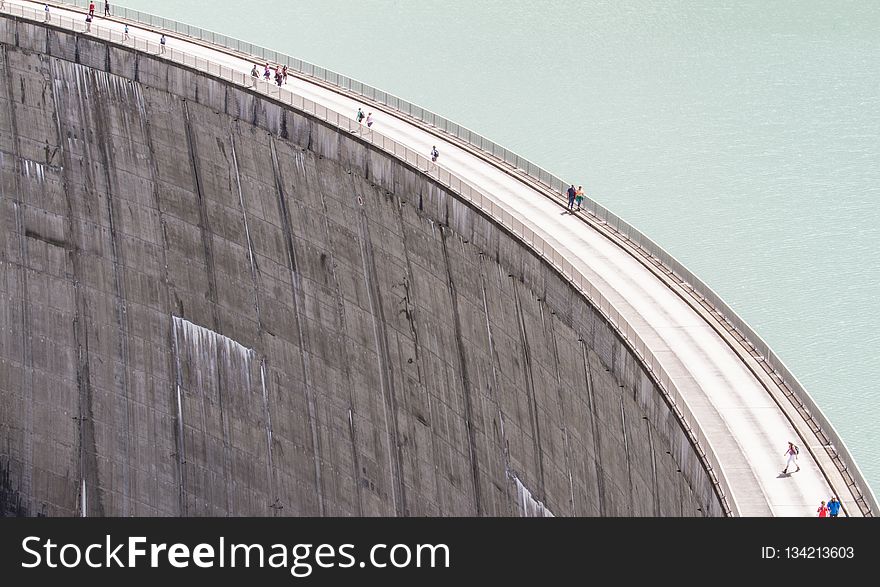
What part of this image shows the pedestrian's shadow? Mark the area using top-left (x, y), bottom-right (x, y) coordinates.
top-left (777, 472), bottom-right (791, 479)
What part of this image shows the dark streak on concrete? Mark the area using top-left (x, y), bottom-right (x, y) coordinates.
top-left (2, 43), bottom-right (35, 516)
top-left (512, 277), bottom-right (545, 501)
top-left (318, 166), bottom-right (364, 516)
top-left (478, 254), bottom-right (514, 514)
top-left (582, 341), bottom-right (606, 516)
top-left (268, 134), bottom-right (325, 516)
top-left (357, 206), bottom-right (407, 516)
top-left (439, 227), bottom-right (483, 515)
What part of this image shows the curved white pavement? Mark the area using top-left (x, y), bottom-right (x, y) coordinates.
top-left (5, 0), bottom-right (857, 516)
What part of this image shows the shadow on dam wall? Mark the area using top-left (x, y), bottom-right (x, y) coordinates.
top-left (0, 17), bottom-right (723, 517)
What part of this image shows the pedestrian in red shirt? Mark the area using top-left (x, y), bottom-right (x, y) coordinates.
top-left (817, 500), bottom-right (829, 517)
top-left (89, 3), bottom-right (95, 17)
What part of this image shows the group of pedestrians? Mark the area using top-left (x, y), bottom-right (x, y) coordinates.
top-left (34, 1), bottom-right (132, 43)
top-left (354, 107), bottom-right (374, 134)
top-left (781, 440), bottom-right (846, 517)
top-left (7, 0), bottom-right (111, 15)
top-left (87, 2), bottom-right (111, 18)
top-left (566, 184), bottom-right (585, 212)
top-left (82, 1), bottom-right (110, 29)
top-left (354, 107), bottom-right (438, 170)
top-left (250, 63), bottom-right (288, 87)
top-left (35, 2), bottom-right (156, 49)
top-left (817, 497), bottom-right (841, 518)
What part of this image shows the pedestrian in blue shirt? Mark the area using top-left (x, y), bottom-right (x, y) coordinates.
top-left (827, 496), bottom-right (841, 517)
top-left (566, 185), bottom-right (577, 211)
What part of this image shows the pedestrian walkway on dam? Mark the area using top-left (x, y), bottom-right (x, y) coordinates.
top-left (1, 0), bottom-right (870, 516)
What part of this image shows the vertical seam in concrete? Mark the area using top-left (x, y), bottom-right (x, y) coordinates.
top-left (678, 472), bottom-right (685, 516)
top-left (581, 342), bottom-right (606, 516)
top-left (545, 306), bottom-right (576, 515)
top-left (268, 134), bottom-right (325, 515)
top-left (229, 128), bottom-right (278, 513)
top-left (170, 323), bottom-right (188, 515)
top-left (229, 130), bottom-right (262, 327)
top-left (392, 200), bottom-right (438, 514)
top-left (3, 42), bottom-right (34, 516)
top-left (647, 422), bottom-right (660, 516)
top-left (135, 80), bottom-right (183, 515)
top-left (258, 358), bottom-right (279, 515)
top-left (439, 227), bottom-right (483, 515)
top-left (357, 206), bottom-right (407, 516)
top-left (390, 325), bottom-right (418, 511)
top-left (511, 277), bottom-right (545, 500)
top-left (182, 100), bottom-right (236, 514)
top-left (73, 308), bottom-right (90, 517)
top-left (619, 394), bottom-right (635, 515)
top-left (89, 64), bottom-right (133, 517)
top-left (478, 253), bottom-right (513, 515)
top-left (397, 216), bottom-right (433, 512)
top-left (318, 168), bottom-right (364, 515)
top-left (49, 56), bottom-right (104, 517)
top-left (181, 100), bottom-right (220, 331)
top-left (213, 336), bottom-right (235, 515)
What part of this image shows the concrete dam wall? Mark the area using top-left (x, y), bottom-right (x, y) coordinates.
top-left (0, 17), bottom-right (723, 516)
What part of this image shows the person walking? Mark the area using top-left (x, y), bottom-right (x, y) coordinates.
top-left (566, 184), bottom-right (577, 211)
top-left (281, 65), bottom-right (288, 84)
top-left (44, 3), bottom-right (50, 22)
top-left (263, 63), bottom-right (271, 81)
top-left (827, 497), bottom-right (841, 518)
top-left (159, 34), bottom-right (167, 54)
top-left (1, 1), bottom-right (6, 13)
top-left (123, 24), bottom-right (129, 41)
top-left (817, 501), bottom-right (829, 517)
top-left (575, 185), bottom-right (584, 211)
top-left (782, 441), bottom-right (800, 474)
top-left (355, 108), bottom-right (365, 129)
top-left (85, 14), bottom-right (92, 33)
top-left (104, 1), bottom-right (110, 17)
top-left (366, 112), bottom-right (374, 131)
top-left (250, 64), bottom-right (259, 86)
top-left (430, 146), bottom-right (439, 163)
top-left (89, 2), bottom-right (95, 17)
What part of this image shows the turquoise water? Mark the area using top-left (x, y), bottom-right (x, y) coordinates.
top-left (121, 0), bottom-right (880, 493)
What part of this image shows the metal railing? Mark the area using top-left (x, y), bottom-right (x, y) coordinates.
top-left (4, 1), bottom-right (875, 515)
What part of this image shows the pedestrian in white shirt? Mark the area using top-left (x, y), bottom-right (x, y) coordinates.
top-left (782, 441), bottom-right (800, 474)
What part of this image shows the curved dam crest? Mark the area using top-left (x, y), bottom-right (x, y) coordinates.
top-left (0, 17), bottom-right (722, 516)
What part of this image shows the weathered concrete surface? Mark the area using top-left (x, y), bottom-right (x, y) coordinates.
top-left (0, 17), bottom-right (722, 516)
